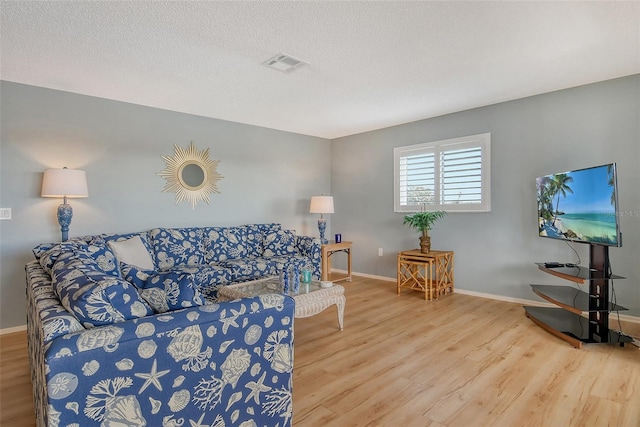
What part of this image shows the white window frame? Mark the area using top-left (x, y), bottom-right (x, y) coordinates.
top-left (394, 133), bottom-right (491, 213)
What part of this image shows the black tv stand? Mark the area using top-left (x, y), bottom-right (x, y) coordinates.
top-left (524, 244), bottom-right (632, 348)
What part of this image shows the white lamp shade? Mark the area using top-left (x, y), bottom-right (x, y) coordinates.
top-left (310, 196), bottom-right (334, 214)
top-left (41, 168), bottom-right (89, 198)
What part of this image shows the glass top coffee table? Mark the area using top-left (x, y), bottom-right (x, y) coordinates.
top-left (218, 276), bottom-right (345, 330)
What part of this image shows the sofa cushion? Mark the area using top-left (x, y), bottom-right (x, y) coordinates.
top-left (51, 257), bottom-right (153, 328)
top-left (166, 265), bottom-right (232, 302)
top-left (107, 235), bottom-right (155, 270)
top-left (150, 228), bottom-right (205, 269)
top-left (102, 231), bottom-right (155, 267)
top-left (240, 223), bottom-right (281, 258)
top-left (121, 264), bottom-right (204, 313)
top-left (263, 229), bottom-right (297, 257)
top-left (119, 263), bottom-right (152, 288)
top-left (35, 241), bottom-right (84, 275)
top-left (27, 261), bottom-right (85, 343)
top-left (34, 237), bottom-right (120, 277)
top-left (203, 226), bottom-right (248, 262)
top-left (32, 242), bottom-right (57, 261)
top-left (84, 236), bottom-right (119, 277)
top-left (32, 235), bottom-right (92, 263)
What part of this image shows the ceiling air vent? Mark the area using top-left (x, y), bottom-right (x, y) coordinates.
top-left (262, 53), bottom-right (308, 73)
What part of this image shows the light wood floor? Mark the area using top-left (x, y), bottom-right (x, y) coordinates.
top-left (0, 327), bottom-right (35, 426)
top-left (2, 275), bottom-right (639, 426)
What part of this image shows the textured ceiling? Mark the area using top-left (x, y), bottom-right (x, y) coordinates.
top-left (1, 1), bottom-right (639, 139)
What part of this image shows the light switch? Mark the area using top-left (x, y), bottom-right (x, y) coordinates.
top-left (0, 208), bottom-right (12, 220)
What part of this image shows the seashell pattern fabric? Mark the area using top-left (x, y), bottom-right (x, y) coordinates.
top-left (28, 257), bottom-right (295, 427)
top-left (28, 223), bottom-right (318, 425)
top-left (150, 228), bottom-right (206, 269)
top-left (32, 224), bottom-right (320, 302)
top-left (83, 236), bottom-right (120, 277)
top-left (242, 223), bottom-right (282, 258)
top-left (121, 266), bottom-right (204, 313)
top-left (50, 257), bottom-right (153, 328)
top-left (202, 226), bottom-right (249, 262)
top-left (101, 231), bottom-right (157, 270)
top-left (34, 236), bottom-right (119, 277)
top-left (263, 229), bottom-right (298, 257)
top-left (27, 263), bottom-right (84, 343)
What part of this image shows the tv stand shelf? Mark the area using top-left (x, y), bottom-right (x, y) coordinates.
top-left (530, 284), bottom-right (627, 315)
top-left (524, 245), bottom-right (632, 348)
top-left (523, 307), bottom-right (631, 348)
top-left (535, 263), bottom-right (625, 283)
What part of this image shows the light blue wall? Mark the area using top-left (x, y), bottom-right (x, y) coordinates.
top-left (0, 82), bottom-right (331, 328)
top-left (2, 76), bottom-right (638, 328)
top-left (331, 75), bottom-right (640, 316)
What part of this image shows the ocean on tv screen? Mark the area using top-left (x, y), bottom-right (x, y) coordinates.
top-left (540, 212), bottom-right (618, 245)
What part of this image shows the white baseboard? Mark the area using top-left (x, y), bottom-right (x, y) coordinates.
top-left (332, 269), bottom-right (396, 283)
top-left (333, 269), bottom-right (640, 325)
top-left (0, 324), bottom-right (27, 335)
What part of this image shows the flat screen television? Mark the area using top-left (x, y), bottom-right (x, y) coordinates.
top-left (536, 163), bottom-right (621, 247)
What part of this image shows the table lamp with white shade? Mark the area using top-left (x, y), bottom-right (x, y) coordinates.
top-left (41, 167), bottom-right (89, 241)
top-left (310, 195), bottom-right (334, 244)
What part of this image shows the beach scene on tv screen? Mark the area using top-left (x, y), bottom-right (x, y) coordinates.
top-left (537, 165), bottom-right (618, 245)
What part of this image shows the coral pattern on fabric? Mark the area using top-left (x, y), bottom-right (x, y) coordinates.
top-left (28, 259), bottom-right (295, 426)
top-left (27, 223), bottom-right (316, 427)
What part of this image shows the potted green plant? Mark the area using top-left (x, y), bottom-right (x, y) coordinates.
top-left (403, 210), bottom-right (447, 254)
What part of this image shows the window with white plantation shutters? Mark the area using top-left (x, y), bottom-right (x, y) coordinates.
top-left (394, 133), bottom-right (491, 213)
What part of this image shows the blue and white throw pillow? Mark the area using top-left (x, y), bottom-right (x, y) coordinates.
top-left (263, 229), bottom-right (297, 257)
top-left (102, 232), bottom-right (156, 269)
top-left (84, 236), bottom-right (119, 277)
top-left (107, 235), bottom-right (156, 271)
top-left (241, 223), bottom-right (280, 258)
top-left (121, 264), bottom-right (204, 313)
top-left (35, 241), bottom-right (83, 275)
top-left (51, 257), bottom-right (153, 328)
top-left (32, 242), bottom-right (56, 261)
top-left (27, 262), bottom-right (85, 343)
top-left (120, 263), bottom-right (154, 288)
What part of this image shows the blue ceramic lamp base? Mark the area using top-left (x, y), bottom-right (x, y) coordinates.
top-left (317, 218), bottom-right (328, 244)
top-left (57, 202), bottom-right (73, 242)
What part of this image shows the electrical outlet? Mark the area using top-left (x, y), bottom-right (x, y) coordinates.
top-left (0, 208), bottom-right (11, 220)
top-left (378, 248), bottom-right (383, 256)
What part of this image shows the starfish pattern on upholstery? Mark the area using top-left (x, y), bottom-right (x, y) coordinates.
top-left (189, 412), bottom-right (207, 427)
top-left (245, 371), bottom-right (271, 404)
top-left (220, 307), bottom-right (245, 333)
top-left (134, 359), bottom-right (170, 393)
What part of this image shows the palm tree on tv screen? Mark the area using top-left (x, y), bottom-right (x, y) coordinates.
top-left (551, 173), bottom-right (574, 226)
top-left (537, 176), bottom-right (553, 220)
top-left (607, 164), bottom-right (616, 205)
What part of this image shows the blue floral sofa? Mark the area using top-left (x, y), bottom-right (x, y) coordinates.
top-left (26, 223), bottom-right (321, 426)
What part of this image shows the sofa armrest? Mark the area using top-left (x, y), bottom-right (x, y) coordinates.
top-left (295, 235), bottom-right (322, 280)
top-left (42, 296), bottom-right (294, 427)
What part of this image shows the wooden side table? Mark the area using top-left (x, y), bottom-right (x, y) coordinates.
top-left (397, 249), bottom-right (454, 300)
top-left (321, 241), bottom-right (352, 282)
top-left (397, 251), bottom-right (434, 300)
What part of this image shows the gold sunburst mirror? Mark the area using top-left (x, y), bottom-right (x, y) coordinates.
top-left (158, 142), bottom-right (223, 209)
